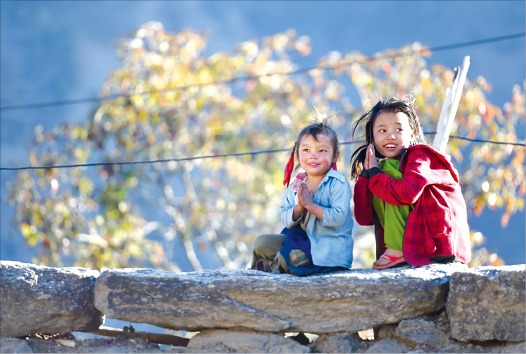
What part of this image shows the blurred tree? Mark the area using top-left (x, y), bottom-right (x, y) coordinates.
top-left (8, 22), bottom-right (525, 270)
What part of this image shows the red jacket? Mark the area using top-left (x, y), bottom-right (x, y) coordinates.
top-left (353, 144), bottom-right (471, 267)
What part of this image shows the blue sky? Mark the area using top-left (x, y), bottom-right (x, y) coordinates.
top-left (1, 1), bottom-right (524, 264)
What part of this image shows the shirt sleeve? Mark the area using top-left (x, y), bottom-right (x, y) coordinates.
top-left (353, 175), bottom-right (375, 226)
top-left (319, 178), bottom-right (352, 228)
top-left (280, 186), bottom-right (301, 228)
top-left (368, 150), bottom-right (449, 205)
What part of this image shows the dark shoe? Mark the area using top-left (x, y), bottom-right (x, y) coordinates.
top-left (255, 259), bottom-right (273, 272)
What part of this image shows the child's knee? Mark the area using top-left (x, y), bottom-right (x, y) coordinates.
top-left (253, 234), bottom-right (269, 251)
top-left (253, 234), bottom-right (283, 253)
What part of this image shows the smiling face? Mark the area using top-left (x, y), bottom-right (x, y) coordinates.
top-left (372, 110), bottom-right (415, 160)
top-left (297, 133), bottom-right (337, 178)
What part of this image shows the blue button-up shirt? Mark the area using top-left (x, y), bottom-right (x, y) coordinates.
top-left (280, 169), bottom-right (354, 268)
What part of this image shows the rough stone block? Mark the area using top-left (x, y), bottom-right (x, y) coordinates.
top-left (395, 314), bottom-right (449, 348)
top-left (187, 330), bottom-right (310, 353)
top-left (0, 261), bottom-right (103, 337)
top-left (94, 263), bottom-right (465, 333)
top-left (447, 264), bottom-right (526, 342)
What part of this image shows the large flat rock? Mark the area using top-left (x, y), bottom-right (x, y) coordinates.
top-left (94, 263), bottom-right (466, 333)
top-left (447, 264), bottom-right (526, 342)
top-left (0, 261), bottom-right (103, 337)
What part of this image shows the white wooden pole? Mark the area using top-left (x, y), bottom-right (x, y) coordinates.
top-left (433, 74), bottom-right (457, 149)
top-left (433, 56), bottom-right (470, 152)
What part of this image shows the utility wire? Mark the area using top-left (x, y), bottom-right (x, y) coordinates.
top-left (449, 135), bottom-right (526, 146)
top-left (0, 148), bottom-right (289, 171)
top-left (1, 135), bottom-right (524, 172)
top-left (1, 32), bottom-right (524, 113)
top-left (425, 32), bottom-right (524, 52)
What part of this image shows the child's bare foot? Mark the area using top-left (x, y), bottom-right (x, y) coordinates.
top-left (373, 249), bottom-right (405, 269)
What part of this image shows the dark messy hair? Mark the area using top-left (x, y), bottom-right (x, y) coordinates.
top-left (349, 96), bottom-right (426, 179)
top-left (283, 117), bottom-right (340, 186)
top-left (293, 119), bottom-right (340, 161)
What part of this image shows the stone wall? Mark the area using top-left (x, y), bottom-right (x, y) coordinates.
top-left (1, 260), bottom-right (524, 353)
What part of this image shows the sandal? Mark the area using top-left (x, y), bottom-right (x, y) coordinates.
top-left (373, 253), bottom-right (406, 270)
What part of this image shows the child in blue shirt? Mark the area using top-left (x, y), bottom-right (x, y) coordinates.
top-left (251, 119), bottom-right (354, 275)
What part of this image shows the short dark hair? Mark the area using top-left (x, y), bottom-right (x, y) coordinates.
top-left (294, 120), bottom-right (340, 161)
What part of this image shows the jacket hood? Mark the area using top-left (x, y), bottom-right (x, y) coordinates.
top-left (404, 144), bottom-right (461, 183)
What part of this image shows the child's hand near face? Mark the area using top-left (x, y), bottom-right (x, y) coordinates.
top-left (296, 181), bottom-right (324, 220)
top-left (365, 144), bottom-right (379, 170)
top-left (292, 181), bottom-right (307, 221)
top-left (292, 172), bottom-right (308, 192)
top-left (297, 182), bottom-right (314, 209)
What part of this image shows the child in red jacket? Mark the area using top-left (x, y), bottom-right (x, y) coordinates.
top-left (350, 96), bottom-right (471, 269)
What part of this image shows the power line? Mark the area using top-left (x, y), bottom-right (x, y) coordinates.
top-left (449, 135), bottom-right (525, 146)
top-left (0, 148), bottom-right (289, 171)
top-left (0, 32), bottom-right (524, 113)
top-left (426, 32), bottom-right (525, 52)
top-left (1, 135), bottom-right (524, 172)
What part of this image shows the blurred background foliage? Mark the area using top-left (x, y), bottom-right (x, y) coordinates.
top-left (8, 23), bottom-right (525, 270)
